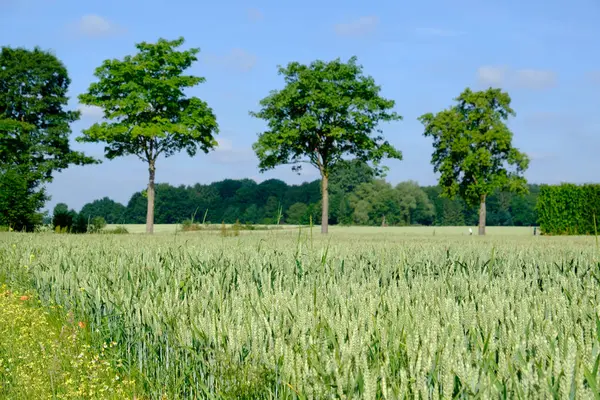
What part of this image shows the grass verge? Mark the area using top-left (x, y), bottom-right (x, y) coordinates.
top-left (0, 284), bottom-right (141, 399)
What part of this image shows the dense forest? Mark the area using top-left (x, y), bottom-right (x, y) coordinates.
top-left (71, 160), bottom-right (540, 227)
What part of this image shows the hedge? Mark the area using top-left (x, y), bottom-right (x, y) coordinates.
top-left (537, 183), bottom-right (600, 235)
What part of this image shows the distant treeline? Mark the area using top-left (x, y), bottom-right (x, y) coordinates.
top-left (73, 161), bottom-right (540, 227)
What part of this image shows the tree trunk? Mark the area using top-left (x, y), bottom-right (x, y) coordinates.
top-left (478, 194), bottom-right (486, 236)
top-left (321, 172), bottom-right (329, 234)
top-left (146, 161), bottom-right (156, 234)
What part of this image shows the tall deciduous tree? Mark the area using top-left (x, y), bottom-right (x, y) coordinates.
top-left (250, 56), bottom-right (402, 233)
top-left (419, 87), bottom-right (529, 235)
top-left (77, 37), bottom-right (219, 234)
top-left (0, 46), bottom-right (97, 230)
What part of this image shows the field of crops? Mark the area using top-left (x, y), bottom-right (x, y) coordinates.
top-left (1, 228), bottom-right (600, 399)
top-left (106, 224), bottom-right (535, 236)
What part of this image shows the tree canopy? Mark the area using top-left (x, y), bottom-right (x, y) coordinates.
top-left (418, 87), bottom-right (529, 235)
top-left (71, 177), bottom-right (539, 229)
top-left (77, 37), bottom-right (219, 233)
top-left (251, 56), bottom-right (402, 233)
top-left (0, 46), bottom-right (96, 230)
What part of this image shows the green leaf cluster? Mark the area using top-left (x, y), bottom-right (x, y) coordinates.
top-left (52, 202), bottom-right (88, 233)
top-left (0, 46), bottom-right (97, 230)
top-left (0, 166), bottom-right (46, 230)
top-left (537, 183), bottom-right (600, 235)
top-left (419, 88), bottom-right (529, 207)
top-left (251, 56), bottom-right (402, 177)
top-left (77, 37), bottom-right (219, 163)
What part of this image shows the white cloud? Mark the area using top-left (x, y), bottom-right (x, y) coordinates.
top-left (203, 48), bottom-right (257, 72)
top-left (78, 104), bottom-right (104, 119)
top-left (74, 14), bottom-right (124, 37)
top-left (476, 66), bottom-right (556, 90)
top-left (513, 69), bottom-right (556, 90)
top-left (334, 16), bottom-right (379, 37)
top-left (247, 8), bottom-right (263, 22)
top-left (415, 27), bottom-right (465, 37)
top-left (476, 66), bottom-right (508, 87)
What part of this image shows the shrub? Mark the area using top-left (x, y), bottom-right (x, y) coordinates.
top-left (72, 213), bottom-right (88, 234)
top-left (181, 219), bottom-right (202, 232)
top-left (88, 216), bottom-right (107, 233)
top-left (104, 225), bottom-right (129, 234)
top-left (52, 210), bottom-right (74, 232)
top-left (537, 183), bottom-right (600, 235)
top-left (52, 203), bottom-right (87, 234)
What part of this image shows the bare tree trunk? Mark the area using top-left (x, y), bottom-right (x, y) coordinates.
top-left (478, 194), bottom-right (486, 236)
top-left (146, 161), bottom-right (156, 234)
top-left (321, 172), bottom-right (329, 234)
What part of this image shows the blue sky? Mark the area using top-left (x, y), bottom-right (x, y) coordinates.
top-left (1, 0), bottom-right (599, 211)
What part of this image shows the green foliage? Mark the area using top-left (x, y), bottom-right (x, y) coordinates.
top-left (328, 159), bottom-right (377, 224)
top-left (347, 180), bottom-right (434, 226)
top-left (251, 56), bottom-right (402, 175)
top-left (349, 180), bottom-right (399, 225)
top-left (72, 213), bottom-right (88, 234)
top-left (537, 183), bottom-right (600, 235)
top-left (80, 197), bottom-right (126, 224)
top-left (419, 87), bottom-right (529, 207)
top-left (286, 202), bottom-right (310, 224)
top-left (77, 37), bottom-right (219, 161)
top-left (251, 56), bottom-right (402, 232)
top-left (104, 225), bottom-right (129, 234)
top-left (242, 204), bottom-right (260, 224)
top-left (52, 203), bottom-right (87, 234)
top-left (83, 178), bottom-right (540, 228)
top-left (52, 203), bottom-right (75, 232)
top-left (0, 46), bottom-right (97, 230)
top-left (329, 159), bottom-right (377, 193)
top-left (88, 216), bottom-right (107, 233)
top-left (77, 37), bottom-right (219, 233)
top-left (0, 166), bottom-right (45, 231)
top-left (510, 185), bottom-right (540, 226)
top-left (395, 181), bottom-right (435, 225)
top-left (419, 87), bottom-right (529, 234)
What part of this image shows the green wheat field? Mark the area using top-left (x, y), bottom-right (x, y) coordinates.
top-left (2, 227), bottom-right (600, 398)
